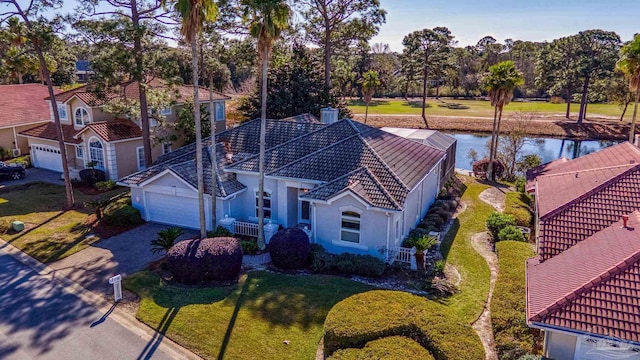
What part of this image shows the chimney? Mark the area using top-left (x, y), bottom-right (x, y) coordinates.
top-left (321, 107), bottom-right (339, 125)
top-left (622, 214), bottom-right (630, 228)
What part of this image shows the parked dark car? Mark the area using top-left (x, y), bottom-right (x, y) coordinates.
top-left (0, 161), bottom-right (26, 180)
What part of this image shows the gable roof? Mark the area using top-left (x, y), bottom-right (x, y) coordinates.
top-left (51, 78), bottom-right (230, 107)
top-left (74, 119), bottom-right (142, 142)
top-left (527, 212), bottom-right (640, 343)
top-left (120, 116), bottom-right (446, 210)
top-left (18, 122), bottom-right (82, 144)
top-left (0, 84), bottom-right (60, 128)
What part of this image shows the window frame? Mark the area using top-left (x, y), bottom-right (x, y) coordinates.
top-left (57, 103), bottom-right (67, 120)
top-left (136, 146), bottom-right (145, 171)
top-left (214, 102), bottom-right (225, 122)
top-left (75, 144), bottom-right (84, 160)
top-left (88, 137), bottom-right (105, 170)
top-left (162, 143), bottom-right (172, 155)
top-left (255, 190), bottom-right (272, 219)
top-left (74, 107), bottom-right (91, 126)
top-left (340, 210), bottom-right (361, 243)
top-left (160, 107), bottom-right (172, 116)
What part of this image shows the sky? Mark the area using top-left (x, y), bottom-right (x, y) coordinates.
top-left (373, 0), bottom-right (640, 51)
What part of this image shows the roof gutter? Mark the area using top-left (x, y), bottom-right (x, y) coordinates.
top-left (528, 322), bottom-right (640, 347)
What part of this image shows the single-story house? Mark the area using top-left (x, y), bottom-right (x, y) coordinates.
top-left (0, 84), bottom-right (60, 156)
top-left (381, 127), bottom-right (456, 183)
top-left (18, 79), bottom-right (230, 180)
top-left (526, 141), bottom-right (640, 359)
top-left (119, 111), bottom-right (449, 259)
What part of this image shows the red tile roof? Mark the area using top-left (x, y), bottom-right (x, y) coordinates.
top-left (18, 122), bottom-right (82, 144)
top-left (0, 84), bottom-right (60, 128)
top-left (525, 158), bottom-right (568, 192)
top-left (52, 79), bottom-right (230, 106)
top-left (527, 212), bottom-right (640, 343)
top-left (75, 119), bottom-right (142, 142)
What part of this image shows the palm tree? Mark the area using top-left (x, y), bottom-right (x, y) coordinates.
top-left (150, 227), bottom-right (184, 254)
top-left (616, 34), bottom-right (640, 143)
top-left (484, 61), bottom-right (524, 181)
top-left (359, 70), bottom-right (381, 124)
top-left (174, 0), bottom-right (218, 239)
top-left (241, 0), bottom-right (291, 250)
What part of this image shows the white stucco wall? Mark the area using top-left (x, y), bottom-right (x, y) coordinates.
top-left (545, 330), bottom-right (577, 360)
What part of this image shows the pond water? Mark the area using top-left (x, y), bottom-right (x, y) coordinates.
top-left (449, 133), bottom-right (620, 171)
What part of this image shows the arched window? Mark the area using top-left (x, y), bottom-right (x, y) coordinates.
top-left (74, 108), bottom-right (90, 126)
top-left (89, 139), bottom-right (104, 170)
top-left (341, 211), bottom-right (361, 243)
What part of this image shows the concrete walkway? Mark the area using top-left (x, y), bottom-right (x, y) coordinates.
top-left (49, 223), bottom-right (197, 295)
top-left (0, 168), bottom-right (63, 189)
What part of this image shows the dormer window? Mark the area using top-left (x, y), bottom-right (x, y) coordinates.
top-left (74, 108), bottom-right (90, 126)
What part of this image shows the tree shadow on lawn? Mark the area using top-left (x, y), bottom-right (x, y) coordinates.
top-left (348, 99), bottom-right (390, 107)
top-left (406, 101), bottom-right (433, 109)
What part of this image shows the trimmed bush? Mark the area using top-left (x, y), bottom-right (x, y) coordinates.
top-left (505, 192), bottom-right (533, 227)
top-left (268, 227), bottom-right (310, 269)
top-left (515, 177), bottom-right (526, 193)
top-left (408, 228), bottom-right (429, 239)
top-left (309, 246), bottom-right (385, 278)
top-left (486, 212), bottom-right (516, 241)
top-left (79, 168), bottom-right (106, 185)
top-left (207, 226), bottom-right (233, 238)
top-left (310, 245), bottom-right (334, 273)
top-left (95, 180), bottom-right (117, 191)
top-left (425, 214), bottom-right (445, 228)
top-left (403, 234), bottom-right (437, 251)
top-left (329, 336), bottom-right (435, 360)
top-left (240, 240), bottom-right (259, 255)
top-left (103, 204), bottom-right (143, 227)
top-left (167, 237), bottom-right (243, 284)
top-left (498, 225), bottom-right (525, 242)
top-left (324, 290), bottom-right (484, 359)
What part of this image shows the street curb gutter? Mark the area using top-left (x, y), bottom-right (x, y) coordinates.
top-left (0, 238), bottom-right (202, 360)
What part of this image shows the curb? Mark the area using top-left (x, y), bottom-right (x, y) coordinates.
top-left (0, 238), bottom-right (202, 360)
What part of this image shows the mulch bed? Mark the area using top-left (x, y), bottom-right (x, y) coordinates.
top-left (83, 213), bottom-right (144, 239)
top-left (74, 184), bottom-right (108, 195)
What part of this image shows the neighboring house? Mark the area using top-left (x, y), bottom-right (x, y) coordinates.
top-left (119, 112), bottom-right (448, 259)
top-left (75, 60), bottom-right (95, 83)
top-left (0, 84), bottom-right (60, 156)
top-left (526, 141), bottom-right (640, 360)
top-left (19, 79), bottom-right (230, 180)
top-left (381, 127), bottom-right (456, 183)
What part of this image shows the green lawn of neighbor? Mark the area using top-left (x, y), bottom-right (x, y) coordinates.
top-left (124, 270), bottom-right (373, 360)
top-left (492, 240), bottom-right (541, 358)
top-left (348, 99), bottom-right (630, 120)
top-left (0, 182), bottom-right (126, 263)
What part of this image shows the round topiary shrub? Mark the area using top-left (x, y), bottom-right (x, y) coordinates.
top-left (268, 228), bottom-right (310, 269)
top-left (167, 237), bottom-right (243, 284)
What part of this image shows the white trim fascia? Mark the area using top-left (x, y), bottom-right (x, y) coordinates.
top-left (61, 94), bottom-right (97, 108)
top-left (138, 168), bottom-right (198, 192)
top-left (106, 137), bottom-right (143, 144)
top-left (18, 134), bottom-right (78, 146)
top-left (265, 174), bottom-right (325, 185)
top-left (0, 120), bottom-right (49, 130)
top-left (302, 192), bottom-right (402, 214)
top-left (528, 322), bottom-right (640, 348)
top-left (220, 187), bottom-right (247, 200)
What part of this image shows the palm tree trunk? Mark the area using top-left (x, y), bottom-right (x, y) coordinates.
top-left (629, 88), bottom-right (640, 143)
top-left (364, 102), bottom-right (369, 124)
top-left (192, 37), bottom-right (206, 239)
top-left (209, 74), bottom-right (218, 231)
top-left (257, 48), bottom-right (268, 249)
top-left (421, 66), bottom-right (429, 128)
top-left (492, 107), bottom-right (504, 181)
top-left (487, 105), bottom-right (499, 181)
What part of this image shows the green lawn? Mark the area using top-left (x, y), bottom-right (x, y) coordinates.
top-left (0, 183), bottom-right (126, 263)
top-left (124, 270), bottom-right (372, 360)
top-left (492, 241), bottom-right (541, 358)
top-left (348, 99), bottom-right (630, 120)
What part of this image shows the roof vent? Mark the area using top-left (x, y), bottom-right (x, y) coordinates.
top-left (575, 173), bottom-right (579, 178)
top-left (622, 214), bottom-right (630, 229)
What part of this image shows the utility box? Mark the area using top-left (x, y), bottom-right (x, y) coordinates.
top-left (12, 221), bottom-right (24, 232)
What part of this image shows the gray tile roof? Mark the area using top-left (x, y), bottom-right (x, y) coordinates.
top-left (119, 115), bottom-right (446, 210)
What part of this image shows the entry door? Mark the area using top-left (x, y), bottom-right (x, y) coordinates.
top-left (299, 200), bottom-right (311, 224)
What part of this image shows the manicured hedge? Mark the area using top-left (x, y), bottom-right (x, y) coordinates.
top-left (492, 241), bottom-right (541, 359)
top-left (324, 290), bottom-right (485, 359)
top-left (310, 247), bottom-right (386, 278)
top-left (504, 192), bottom-right (533, 228)
top-left (269, 228), bottom-right (310, 269)
top-left (167, 237), bottom-right (243, 284)
top-left (103, 198), bottom-right (144, 227)
top-left (328, 336), bottom-right (435, 360)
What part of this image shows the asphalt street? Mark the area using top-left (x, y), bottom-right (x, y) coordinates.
top-left (0, 249), bottom-right (174, 360)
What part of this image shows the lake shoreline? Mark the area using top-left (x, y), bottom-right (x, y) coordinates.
top-left (355, 114), bottom-right (633, 141)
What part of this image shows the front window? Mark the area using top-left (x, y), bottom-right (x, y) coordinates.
top-left (57, 104), bottom-right (67, 120)
top-left (255, 191), bottom-right (272, 219)
top-left (89, 139), bottom-right (104, 170)
top-left (162, 143), bottom-right (172, 155)
top-left (215, 102), bottom-right (225, 121)
top-left (137, 147), bottom-right (145, 170)
top-left (341, 211), bottom-right (361, 243)
top-left (160, 107), bottom-right (172, 116)
top-left (74, 108), bottom-right (90, 126)
top-left (75, 144), bottom-right (84, 159)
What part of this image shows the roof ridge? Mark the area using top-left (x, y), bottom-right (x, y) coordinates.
top-left (49, 83), bottom-right (90, 99)
top-left (354, 133), bottom-right (411, 191)
top-left (531, 250), bottom-right (640, 322)
top-left (540, 164), bottom-right (640, 220)
top-left (538, 163), bottom-right (638, 179)
top-left (358, 166), bottom-right (403, 209)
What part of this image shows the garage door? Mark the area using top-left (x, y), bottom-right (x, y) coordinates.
top-left (32, 145), bottom-right (63, 172)
top-left (146, 191), bottom-right (200, 229)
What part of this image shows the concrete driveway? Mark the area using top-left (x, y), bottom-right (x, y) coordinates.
top-left (0, 249), bottom-right (176, 360)
top-left (0, 168), bottom-right (63, 188)
top-left (49, 223), bottom-right (197, 295)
